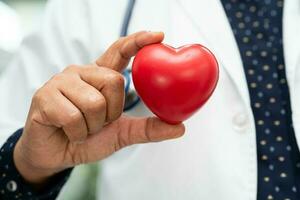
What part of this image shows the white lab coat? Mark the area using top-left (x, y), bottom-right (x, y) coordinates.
top-left (0, 0), bottom-right (300, 199)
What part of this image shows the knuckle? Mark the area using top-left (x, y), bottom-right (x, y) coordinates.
top-left (50, 73), bottom-right (66, 83)
top-left (85, 95), bottom-right (106, 113)
top-left (62, 110), bottom-right (82, 127)
top-left (63, 64), bottom-right (80, 73)
top-left (32, 88), bottom-right (48, 107)
top-left (105, 72), bottom-right (125, 88)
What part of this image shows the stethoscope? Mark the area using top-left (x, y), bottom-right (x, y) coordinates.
top-left (121, 0), bottom-right (140, 111)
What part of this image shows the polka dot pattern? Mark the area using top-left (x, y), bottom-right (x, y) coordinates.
top-left (221, 0), bottom-right (300, 199)
top-left (0, 129), bottom-right (72, 199)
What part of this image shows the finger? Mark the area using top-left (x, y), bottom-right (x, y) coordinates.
top-left (67, 65), bottom-right (125, 122)
top-left (117, 116), bottom-right (185, 145)
top-left (96, 31), bottom-right (164, 72)
top-left (36, 87), bottom-right (88, 142)
top-left (80, 115), bottom-right (185, 162)
top-left (56, 74), bottom-right (107, 134)
top-left (93, 67), bottom-right (125, 122)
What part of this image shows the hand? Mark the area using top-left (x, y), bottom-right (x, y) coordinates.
top-left (13, 31), bottom-right (185, 185)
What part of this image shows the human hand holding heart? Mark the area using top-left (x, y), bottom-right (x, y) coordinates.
top-left (14, 31), bottom-right (217, 189)
top-left (132, 43), bottom-right (219, 124)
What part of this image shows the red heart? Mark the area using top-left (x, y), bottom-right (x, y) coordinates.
top-left (132, 43), bottom-right (219, 124)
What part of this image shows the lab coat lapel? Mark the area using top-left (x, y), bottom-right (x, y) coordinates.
top-left (176, 0), bottom-right (251, 107)
top-left (284, 0), bottom-right (300, 147)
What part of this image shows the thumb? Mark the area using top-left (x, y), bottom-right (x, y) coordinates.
top-left (82, 115), bottom-right (185, 162)
top-left (116, 115), bottom-right (185, 145)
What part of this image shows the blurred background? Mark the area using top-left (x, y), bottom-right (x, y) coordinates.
top-left (0, 0), bottom-right (46, 74)
top-left (0, 0), bottom-right (98, 199)
top-left (2, 0), bottom-right (46, 34)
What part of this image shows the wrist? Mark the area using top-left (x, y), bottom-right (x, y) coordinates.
top-left (13, 138), bottom-right (58, 186)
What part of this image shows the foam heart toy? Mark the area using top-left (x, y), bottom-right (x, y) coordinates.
top-left (132, 43), bottom-right (219, 124)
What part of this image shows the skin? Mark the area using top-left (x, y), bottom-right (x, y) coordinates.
top-left (13, 31), bottom-right (185, 186)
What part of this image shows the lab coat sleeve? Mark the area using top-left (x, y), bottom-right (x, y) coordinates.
top-left (0, 0), bottom-right (94, 145)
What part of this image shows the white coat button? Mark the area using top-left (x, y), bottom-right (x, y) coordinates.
top-left (233, 113), bottom-right (249, 132)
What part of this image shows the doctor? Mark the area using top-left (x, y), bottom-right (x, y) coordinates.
top-left (0, 0), bottom-right (300, 200)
